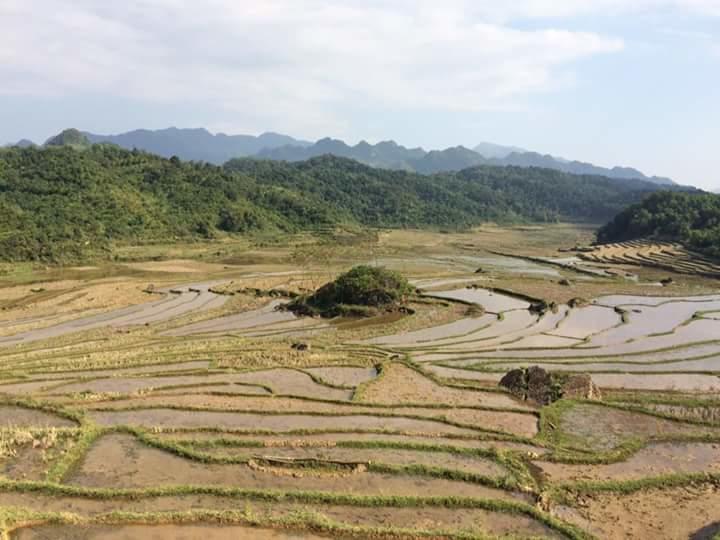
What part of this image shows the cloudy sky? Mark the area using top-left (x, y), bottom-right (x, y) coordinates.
top-left (1, 1), bottom-right (718, 188)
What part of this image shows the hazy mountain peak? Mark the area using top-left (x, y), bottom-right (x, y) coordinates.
top-left (5, 139), bottom-right (36, 148)
top-left (79, 127), bottom-right (311, 164)
top-left (473, 141), bottom-right (527, 159)
top-left (29, 127), bottom-right (675, 185)
top-left (45, 128), bottom-right (90, 147)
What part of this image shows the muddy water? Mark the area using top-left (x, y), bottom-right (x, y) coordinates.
top-left (538, 442), bottom-right (720, 482)
top-left (188, 444), bottom-right (509, 477)
top-left (583, 318), bottom-right (720, 356)
top-left (412, 311), bottom-right (539, 351)
top-left (566, 483), bottom-right (720, 540)
top-left (596, 294), bottom-right (720, 307)
top-left (549, 305), bottom-right (621, 339)
top-left (463, 338), bottom-right (720, 362)
top-left (53, 370), bottom-right (352, 400)
top-left (586, 300), bottom-right (720, 347)
top-left (495, 333), bottom-right (580, 350)
top-left (239, 324), bottom-right (331, 340)
top-left (2, 444), bottom-right (55, 481)
top-left (476, 356), bottom-right (720, 373)
top-left (239, 317), bottom-right (329, 336)
top-left (559, 404), bottom-right (720, 451)
top-left (412, 276), bottom-right (487, 289)
top-left (0, 379), bottom-right (76, 395)
top-left (423, 365), bottom-right (504, 383)
top-left (434, 254), bottom-right (562, 278)
top-left (0, 283), bottom-right (229, 348)
top-left (87, 409), bottom-right (479, 435)
top-left (67, 435), bottom-right (528, 502)
top-left (12, 525), bottom-right (327, 540)
top-left (233, 369), bottom-right (353, 400)
top-left (84, 394), bottom-right (537, 437)
top-left (0, 493), bottom-right (562, 539)
top-left (353, 362), bottom-right (532, 410)
top-left (476, 308), bottom-right (573, 350)
top-left (430, 288), bottom-right (530, 312)
top-left (365, 314), bottom-right (496, 346)
top-left (29, 361), bottom-right (213, 380)
top-left (591, 373), bottom-right (720, 391)
top-left (303, 367), bottom-right (377, 387)
top-left (46, 374), bottom-right (242, 395)
top-left (0, 405), bottom-right (76, 427)
top-left (163, 300), bottom-right (297, 336)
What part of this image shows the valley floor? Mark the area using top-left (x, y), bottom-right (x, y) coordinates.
top-left (0, 224), bottom-right (719, 540)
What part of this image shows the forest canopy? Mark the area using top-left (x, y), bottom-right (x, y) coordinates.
top-left (597, 191), bottom-right (720, 258)
top-left (0, 144), bottom-right (672, 262)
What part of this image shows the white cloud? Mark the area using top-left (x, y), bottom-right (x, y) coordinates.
top-left (0, 0), bottom-right (629, 135)
top-left (1, 0), bottom-right (715, 137)
top-left (469, 0), bottom-right (720, 20)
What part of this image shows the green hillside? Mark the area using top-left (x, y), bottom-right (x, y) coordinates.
top-left (228, 156), bottom-right (666, 225)
top-left (0, 144), bottom-right (668, 262)
top-left (597, 191), bottom-right (720, 258)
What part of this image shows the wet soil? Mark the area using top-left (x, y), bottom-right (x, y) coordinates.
top-left (538, 442), bottom-right (720, 482)
top-left (302, 367), bottom-right (377, 387)
top-left (183, 444), bottom-right (509, 478)
top-left (355, 363), bottom-right (532, 410)
top-left (87, 409), bottom-right (480, 436)
top-left (0, 494), bottom-right (562, 539)
top-left (67, 434), bottom-right (528, 502)
top-left (558, 403), bottom-right (720, 451)
top-left (560, 483), bottom-right (720, 540)
top-left (11, 524), bottom-right (329, 540)
top-left (0, 406), bottom-right (76, 428)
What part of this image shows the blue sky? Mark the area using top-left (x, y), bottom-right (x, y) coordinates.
top-left (1, 1), bottom-right (718, 188)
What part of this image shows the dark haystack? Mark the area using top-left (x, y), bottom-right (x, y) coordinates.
top-left (499, 366), bottom-right (601, 405)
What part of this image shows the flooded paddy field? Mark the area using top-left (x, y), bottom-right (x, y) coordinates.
top-left (1, 226), bottom-right (720, 539)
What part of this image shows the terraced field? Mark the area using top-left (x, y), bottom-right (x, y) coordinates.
top-left (580, 240), bottom-right (720, 278)
top-left (1, 227), bottom-right (720, 539)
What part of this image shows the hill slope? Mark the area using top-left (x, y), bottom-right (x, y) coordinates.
top-left (226, 156), bottom-right (667, 226)
top-left (0, 145), bottom-right (669, 262)
top-left (597, 191), bottom-right (720, 258)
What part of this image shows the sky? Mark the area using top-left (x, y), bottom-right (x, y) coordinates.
top-left (0, 0), bottom-right (718, 188)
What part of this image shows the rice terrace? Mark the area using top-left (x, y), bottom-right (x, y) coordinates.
top-left (0, 221), bottom-right (717, 540)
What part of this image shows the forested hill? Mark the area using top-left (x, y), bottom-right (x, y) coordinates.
top-left (226, 156), bottom-right (666, 226)
top-left (0, 145), bottom-right (667, 262)
top-left (597, 191), bottom-right (720, 258)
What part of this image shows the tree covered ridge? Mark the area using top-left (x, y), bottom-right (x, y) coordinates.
top-left (0, 144), bottom-right (670, 262)
top-left (226, 155), bottom-right (665, 225)
top-left (597, 191), bottom-right (720, 258)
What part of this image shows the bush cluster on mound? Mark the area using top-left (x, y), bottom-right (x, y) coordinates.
top-left (287, 265), bottom-right (415, 318)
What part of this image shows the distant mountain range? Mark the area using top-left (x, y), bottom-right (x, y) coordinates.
top-left (473, 142), bottom-right (527, 159)
top-left (83, 127), bottom-right (313, 164)
top-left (4, 127), bottom-right (674, 185)
top-left (6, 139), bottom-right (37, 148)
top-left (259, 138), bottom-right (675, 184)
